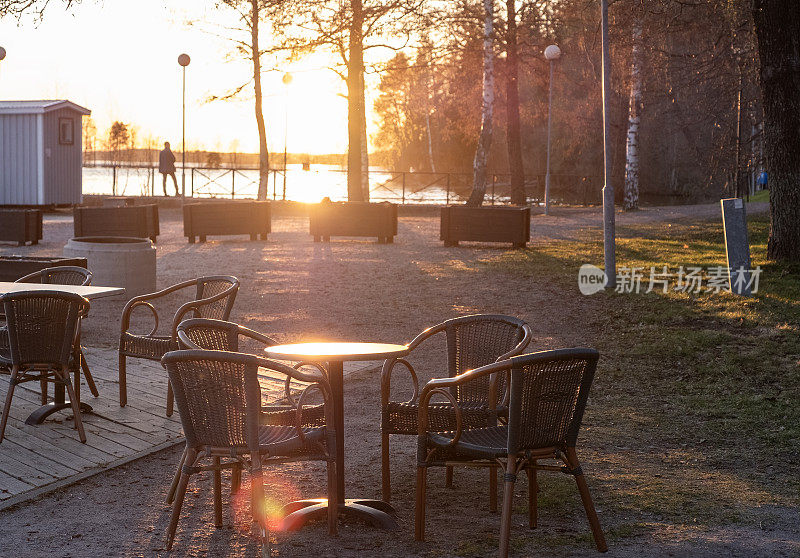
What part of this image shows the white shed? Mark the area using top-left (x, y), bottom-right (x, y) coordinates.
top-left (0, 100), bottom-right (91, 206)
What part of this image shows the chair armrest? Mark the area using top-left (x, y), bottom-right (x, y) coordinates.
top-left (254, 356), bottom-right (328, 386)
top-left (418, 387), bottom-right (463, 444)
top-left (254, 357), bottom-right (332, 444)
top-left (120, 279), bottom-right (197, 335)
top-left (418, 359), bottom-right (513, 443)
top-left (282, 362), bottom-right (329, 407)
top-left (380, 323), bottom-right (446, 406)
top-left (381, 358), bottom-right (419, 406)
top-left (494, 323), bottom-right (533, 362)
top-left (236, 324), bottom-right (279, 347)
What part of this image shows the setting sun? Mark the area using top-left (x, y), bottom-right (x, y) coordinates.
top-left (0, 0), bottom-right (350, 154)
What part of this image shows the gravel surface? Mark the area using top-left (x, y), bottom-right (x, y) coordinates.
top-left (2, 201), bottom-right (793, 558)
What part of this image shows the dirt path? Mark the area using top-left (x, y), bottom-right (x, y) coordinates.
top-left (0, 201), bottom-right (793, 558)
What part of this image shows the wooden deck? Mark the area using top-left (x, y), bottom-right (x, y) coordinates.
top-left (0, 346), bottom-right (317, 511)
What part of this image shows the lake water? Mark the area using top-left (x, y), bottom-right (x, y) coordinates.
top-left (82, 164), bottom-right (464, 204)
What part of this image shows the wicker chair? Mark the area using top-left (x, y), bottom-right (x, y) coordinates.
top-left (381, 314), bottom-right (532, 503)
top-left (161, 349), bottom-right (337, 553)
top-left (15, 266), bottom-right (93, 287)
top-left (414, 348), bottom-right (607, 556)
top-left (0, 291), bottom-right (91, 443)
top-left (166, 318), bottom-right (327, 505)
top-left (118, 276), bottom-right (239, 415)
top-left (13, 266), bottom-right (98, 401)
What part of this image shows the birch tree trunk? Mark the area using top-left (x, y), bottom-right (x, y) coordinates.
top-left (623, 20), bottom-right (643, 211)
top-left (425, 63), bottom-right (437, 172)
top-left (466, 0), bottom-right (495, 207)
top-left (506, 0), bottom-right (525, 205)
top-left (347, 0), bottom-right (365, 202)
top-left (252, 0), bottom-right (270, 201)
top-left (753, 0), bottom-right (800, 261)
top-left (361, 75), bottom-right (370, 201)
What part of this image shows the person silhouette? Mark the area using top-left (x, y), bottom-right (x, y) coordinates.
top-left (159, 142), bottom-right (179, 196)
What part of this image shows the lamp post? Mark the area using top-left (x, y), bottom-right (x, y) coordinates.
top-left (282, 72), bottom-right (292, 201)
top-left (600, 0), bottom-right (616, 288)
top-left (178, 53), bottom-right (191, 199)
top-left (543, 44), bottom-right (561, 216)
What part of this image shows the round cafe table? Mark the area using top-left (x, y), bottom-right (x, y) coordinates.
top-left (264, 342), bottom-right (409, 530)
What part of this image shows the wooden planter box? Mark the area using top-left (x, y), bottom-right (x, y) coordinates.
top-left (0, 256), bottom-right (88, 282)
top-left (183, 201), bottom-right (271, 243)
top-left (309, 201), bottom-right (397, 243)
top-left (0, 209), bottom-right (43, 246)
top-left (73, 205), bottom-right (160, 243)
top-left (440, 205), bottom-right (530, 248)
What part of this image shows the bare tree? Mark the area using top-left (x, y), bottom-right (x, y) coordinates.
top-left (0, 0), bottom-right (77, 19)
top-left (202, 0), bottom-right (285, 200)
top-left (466, 0), bottom-right (495, 207)
top-left (752, 0), bottom-right (800, 261)
top-left (108, 121), bottom-right (129, 166)
top-left (623, 16), bottom-right (643, 210)
top-left (275, 0), bottom-right (422, 201)
top-left (505, 0), bottom-right (525, 205)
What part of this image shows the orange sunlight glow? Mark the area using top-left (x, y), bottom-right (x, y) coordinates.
top-left (0, 1), bottom-right (353, 155)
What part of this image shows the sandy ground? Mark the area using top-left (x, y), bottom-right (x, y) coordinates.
top-left (2, 201), bottom-right (795, 558)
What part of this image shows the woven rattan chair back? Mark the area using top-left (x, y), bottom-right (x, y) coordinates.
top-left (194, 278), bottom-right (238, 320)
top-left (1, 291), bottom-right (89, 367)
top-left (162, 350), bottom-right (262, 449)
top-left (16, 266), bottom-right (92, 286)
top-left (177, 319), bottom-right (241, 351)
top-left (445, 315), bottom-right (529, 404)
top-left (506, 348), bottom-right (599, 453)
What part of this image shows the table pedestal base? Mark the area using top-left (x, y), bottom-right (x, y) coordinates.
top-left (280, 498), bottom-right (398, 531)
top-left (25, 401), bottom-right (92, 425)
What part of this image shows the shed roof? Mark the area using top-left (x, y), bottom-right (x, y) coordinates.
top-left (0, 100), bottom-right (91, 115)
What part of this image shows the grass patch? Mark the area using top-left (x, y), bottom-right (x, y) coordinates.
top-left (484, 214), bottom-right (800, 535)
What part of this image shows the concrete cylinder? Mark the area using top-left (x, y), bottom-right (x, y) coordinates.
top-left (64, 236), bottom-right (156, 298)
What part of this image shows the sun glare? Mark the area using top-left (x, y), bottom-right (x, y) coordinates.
top-left (0, 1), bottom-right (351, 155)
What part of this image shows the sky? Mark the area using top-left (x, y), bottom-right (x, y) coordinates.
top-left (0, 0), bottom-right (352, 154)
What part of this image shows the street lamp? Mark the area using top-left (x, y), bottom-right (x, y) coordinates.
top-left (600, 0), bottom-right (616, 288)
top-left (282, 72), bottom-right (292, 201)
top-left (543, 44), bottom-right (561, 216)
top-left (178, 53), bottom-right (191, 198)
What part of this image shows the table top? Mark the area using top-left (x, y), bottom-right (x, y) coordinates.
top-left (0, 282), bottom-right (125, 300)
top-left (265, 342), bottom-right (409, 362)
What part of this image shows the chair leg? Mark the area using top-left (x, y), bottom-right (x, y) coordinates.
top-left (566, 447), bottom-right (607, 552)
top-left (327, 457), bottom-right (338, 535)
top-left (250, 455), bottom-right (271, 558)
top-left (414, 465), bottom-right (427, 542)
top-left (231, 461), bottom-right (242, 496)
top-left (489, 465), bottom-right (498, 512)
top-left (527, 461), bottom-right (538, 528)
top-left (213, 456), bottom-right (223, 528)
top-left (499, 456), bottom-right (518, 558)
top-left (381, 430), bottom-right (391, 502)
top-left (445, 466), bottom-right (454, 488)
top-left (0, 367), bottom-right (19, 443)
top-left (73, 367), bottom-right (81, 407)
top-left (166, 380), bottom-right (174, 417)
top-left (118, 353), bottom-right (127, 407)
top-left (166, 447), bottom-right (188, 504)
top-left (80, 348), bottom-right (99, 397)
top-left (40, 378), bottom-right (47, 405)
top-left (62, 368), bottom-right (86, 443)
top-left (166, 448), bottom-right (198, 550)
